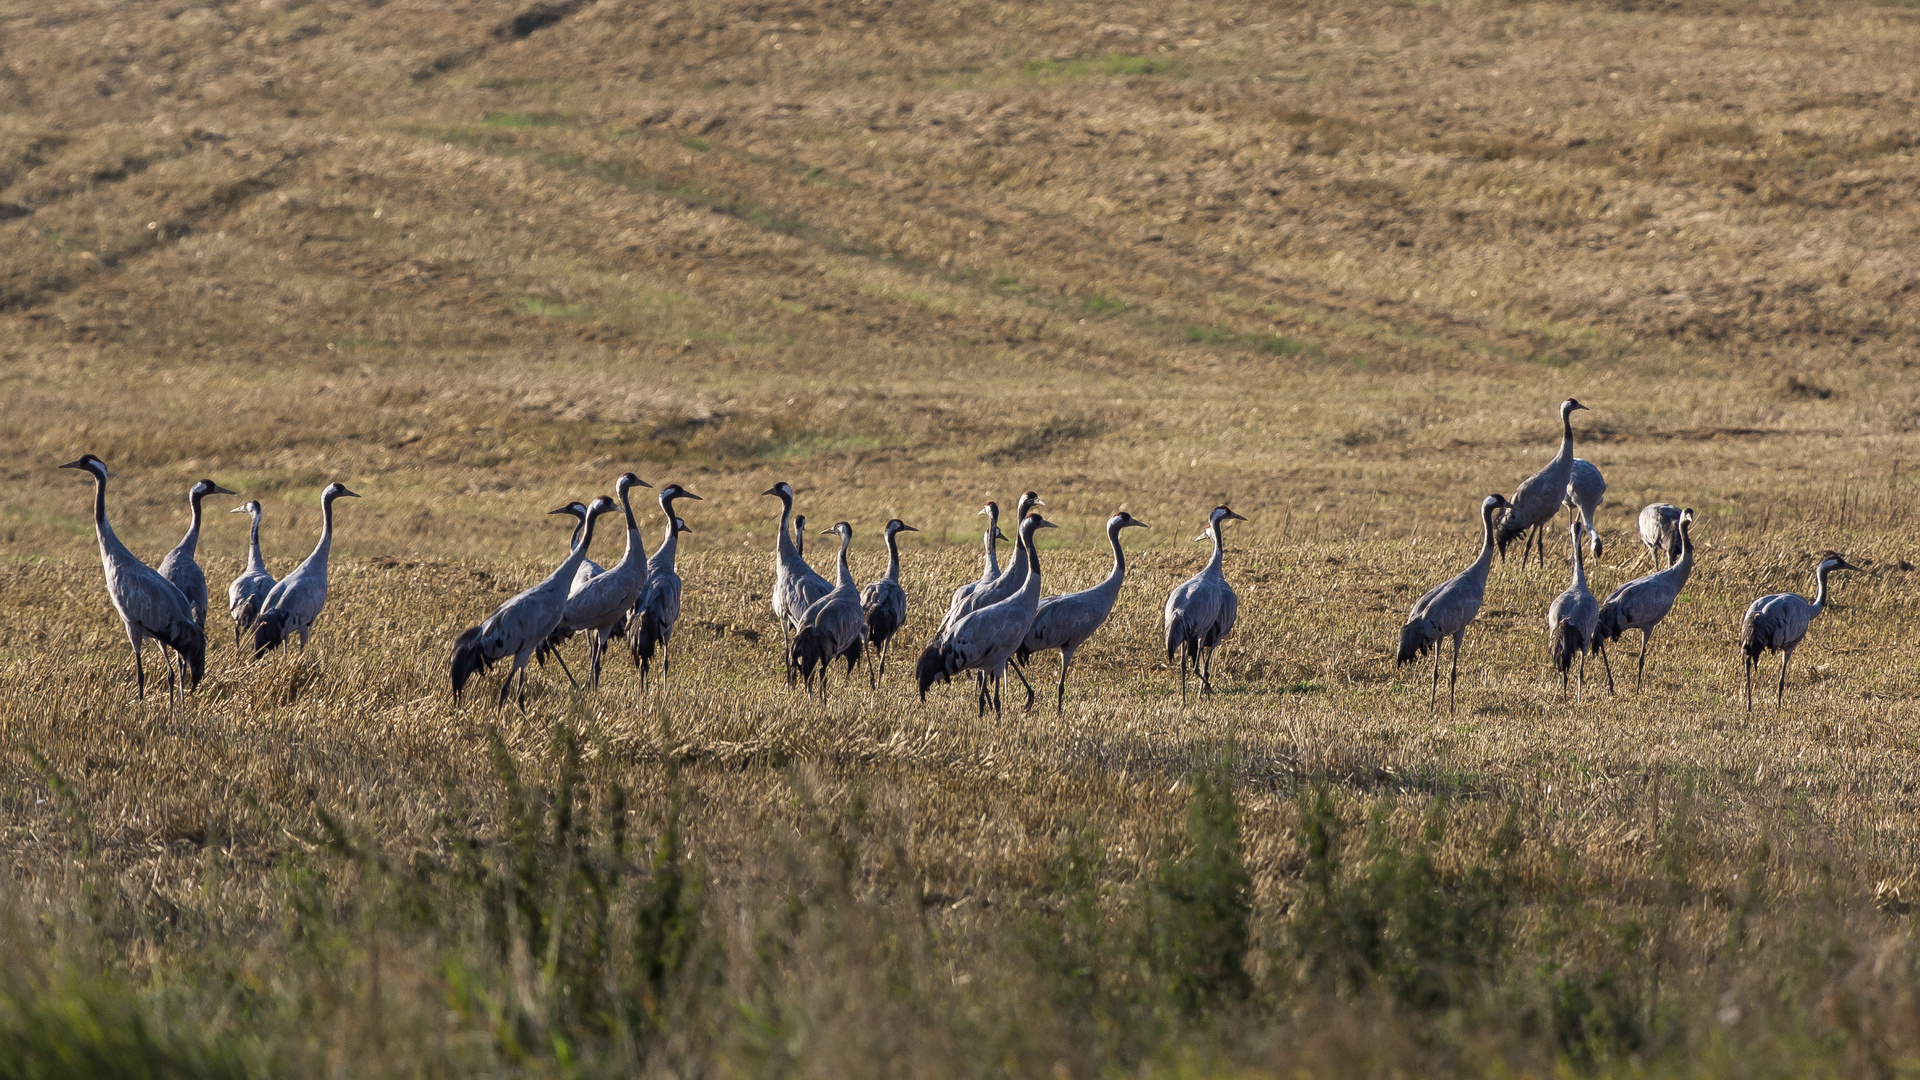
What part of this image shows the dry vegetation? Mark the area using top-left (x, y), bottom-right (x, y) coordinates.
top-left (6, 0), bottom-right (1920, 1074)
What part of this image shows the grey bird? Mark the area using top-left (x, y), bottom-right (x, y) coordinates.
top-left (938, 502), bottom-right (1004, 632)
top-left (1498, 398), bottom-right (1590, 569)
top-left (1592, 507), bottom-right (1695, 693)
top-left (1546, 519), bottom-right (1602, 701)
top-left (60, 454), bottom-right (205, 700)
top-left (860, 518), bottom-right (919, 685)
top-left (548, 474), bottom-right (654, 688)
top-left (452, 495), bottom-right (617, 708)
top-left (226, 500), bottom-right (276, 647)
top-left (1164, 505), bottom-right (1247, 702)
top-left (764, 481), bottom-right (832, 661)
top-left (943, 492), bottom-right (1042, 631)
top-left (157, 477), bottom-right (239, 628)
top-left (1017, 510), bottom-right (1149, 714)
top-left (1397, 493), bottom-right (1512, 713)
top-left (632, 483), bottom-right (702, 688)
top-left (1563, 458), bottom-right (1606, 558)
top-left (1741, 552), bottom-right (1862, 711)
top-left (549, 501), bottom-right (609, 592)
top-left (1637, 503), bottom-right (1683, 567)
top-left (791, 521), bottom-right (868, 697)
top-left (917, 512), bottom-right (1057, 717)
top-left (251, 482), bottom-right (361, 658)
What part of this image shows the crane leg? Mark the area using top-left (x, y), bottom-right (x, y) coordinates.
top-left (1447, 632), bottom-right (1462, 715)
top-left (1055, 652), bottom-right (1072, 716)
top-left (1576, 650), bottom-right (1587, 704)
top-left (553, 648), bottom-right (579, 689)
top-left (1636, 630), bottom-right (1651, 690)
top-left (1010, 660), bottom-right (1035, 711)
top-left (1777, 648), bottom-right (1793, 709)
top-left (132, 637), bottom-right (147, 702)
top-left (1430, 639), bottom-right (1442, 711)
top-left (1744, 653), bottom-right (1754, 712)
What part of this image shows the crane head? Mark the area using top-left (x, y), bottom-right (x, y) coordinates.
top-left (1819, 552), bottom-right (1863, 575)
top-left (1023, 513), bottom-right (1057, 534)
top-left (1562, 398), bottom-right (1590, 416)
top-left (1111, 511), bottom-right (1148, 530)
top-left (674, 516), bottom-right (692, 535)
top-left (885, 518), bottom-right (918, 534)
top-left (1210, 504), bottom-right (1246, 526)
top-left (761, 480), bottom-right (793, 499)
top-left (230, 500), bottom-right (262, 516)
top-left (978, 501), bottom-right (999, 520)
top-left (191, 478), bottom-right (239, 499)
top-left (547, 502), bottom-right (588, 520)
top-left (992, 526), bottom-right (1008, 542)
top-left (58, 454), bottom-right (107, 478)
top-left (322, 482), bottom-right (360, 501)
top-left (585, 495), bottom-right (618, 518)
top-left (819, 520), bottom-right (853, 538)
top-left (1017, 491), bottom-right (1044, 517)
top-left (616, 473), bottom-right (653, 495)
top-left (659, 483), bottom-right (702, 505)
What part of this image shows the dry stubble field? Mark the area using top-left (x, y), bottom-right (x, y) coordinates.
top-left (5, 0), bottom-right (1920, 1074)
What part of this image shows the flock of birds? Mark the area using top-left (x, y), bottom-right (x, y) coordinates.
top-left (57, 403), bottom-right (1862, 715)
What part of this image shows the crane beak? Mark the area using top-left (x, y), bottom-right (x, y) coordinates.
top-left (1223, 509), bottom-right (1247, 522)
top-left (1130, 520), bottom-right (1150, 529)
top-left (1838, 558), bottom-right (1864, 573)
top-left (229, 505), bottom-right (249, 514)
top-left (210, 484), bottom-right (239, 496)
top-left (338, 487), bottom-right (362, 498)
top-left (993, 527), bottom-right (1007, 541)
top-left (760, 486), bottom-right (780, 497)
top-left (547, 505), bottom-right (576, 516)
top-left (679, 490), bottom-right (704, 501)
top-left (898, 524), bottom-right (919, 533)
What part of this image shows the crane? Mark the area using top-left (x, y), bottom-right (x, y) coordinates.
top-left (1592, 507), bottom-right (1695, 692)
top-left (546, 474), bottom-right (654, 688)
top-left (157, 477), bottom-right (238, 628)
top-left (226, 500), bottom-right (276, 647)
top-left (933, 491), bottom-right (1042, 703)
top-left (1563, 458), bottom-right (1605, 558)
top-left (860, 518), bottom-right (919, 685)
top-left (1164, 505), bottom-right (1247, 701)
top-left (1397, 493), bottom-right (1512, 713)
top-left (764, 481), bottom-right (832, 667)
top-left (452, 496), bottom-right (617, 708)
top-left (250, 482), bottom-right (361, 658)
top-left (548, 501), bottom-right (609, 591)
top-left (632, 484), bottom-right (702, 688)
top-left (917, 512), bottom-right (1056, 717)
top-left (1546, 519), bottom-right (1602, 701)
top-left (1016, 510), bottom-right (1148, 713)
top-left (1741, 552), bottom-right (1862, 711)
top-left (59, 455), bottom-right (206, 700)
top-left (937, 502), bottom-right (1003, 632)
top-left (1497, 398), bottom-right (1590, 569)
top-left (791, 521), bottom-right (867, 697)
top-left (1637, 503), bottom-right (1683, 567)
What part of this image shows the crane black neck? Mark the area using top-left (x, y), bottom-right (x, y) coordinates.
top-left (88, 464), bottom-right (108, 527)
top-left (619, 486), bottom-right (637, 532)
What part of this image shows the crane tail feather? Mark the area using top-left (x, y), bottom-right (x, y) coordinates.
top-left (251, 612), bottom-right (289, 660)
top-left (450, 625), bottom-right (487, 698)
top-left (1550, 619), bottom-right (1580, 674)
top-left (1739, 613), bottom-right (1765, 661)
top-left (157, 620), bottom-right (206, 690)
top-left (1593, 601), bottom-right (1625, 647)
top-left (1397, 618), bottom-right (1440, 665)
top-left (915, 639), bottom-right (949, 700)
top-left (634, 609), bottom-right (665, 662)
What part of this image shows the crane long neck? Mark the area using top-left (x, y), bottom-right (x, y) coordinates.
top-left (1471, 503), bottom-right (1499, 576)
top-left (655, 523), bottom-right (678, 569)
top-left (180, 489), bottom-right (205, 557)
top-left (983, 521), bottom-right (1000, 577)
top-left (1100, 520), bottom-right (1128, 590)
top-left (86, 467), bottom-right (124, 557)
top-left (1556, 408), bottom-right (1575, 462)
top-left (1673, 521), bottom-right (1694, 574)
top-left (835, 530), bottom-right (854, 589)
top-left (774, 492), bottom-right (796, 561)
top-left (885, 530), bottom-right (902, 582)
top-left (568, 518), bottom-right (584, 551)
top-left (619, 489), bottom-right (642, 561)
top-left (1205, 521), bottom-right (1226, 575)
top-left (1811, 564), bottom-right (1833, 613)
top-left (312, 492), bottom-right (338, 561)
top-left (1024, 525), bottom-right (1042, 578)
top-left (246, 509), bottom-right (266, 572)
top-left (1569, 530), bottom-right (1587, 592)
top-left (562, 510), bottom-right (602, 578)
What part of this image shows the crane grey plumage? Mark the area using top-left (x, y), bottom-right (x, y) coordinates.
top-left (1562, 458), bottom-right (1605, 558)
top-left (1546, 519), bottom-right (1602, 701)
top-left (226, 500), bottom-right (276, 647)
top-left (157, 477), bottom-right (238, 628)
top-left (1637, 503), bottom-right (1683, 567)
top-left (1017, 510), bottom-right (1148, 714)
top-left (939, 502), bottom-right (1003, 632)
top-left (452, 495), bottom-right (616, 708)
top-left (1163, 505), bottom-right (1247, 702)
top-left (765, 482), bottom-right (832, 665)
top-left (1497, 398), bottom-right (1590, 568)
top-left (632, 484), bottom-right (701, 688)
top-left (548, 474), bottom-right (654, 688)
top-left (549, 501), bottom-right (608, 592)
top-left (791, 521), bottom-right (867, 697)
top-left (917, 512), bottom-right (1056, 717)
top-left (1741, 552), bottom-right (1861, 711)
top-left (1592, 507), bottom-right (1695, 693)
top-left (251, 482), bottom-right (361, 658)
top-left (1396, 493), bottom-right (1511, 714)
top-left (944, 492), bottom-right (1042, 632)
top-left (60, 454), bottom-right (205, 700)
top-left (860, 518), bottom-right (918, 685)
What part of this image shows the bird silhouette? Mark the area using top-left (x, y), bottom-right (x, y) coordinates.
top-left (1741, 552), bottom-right (1861, 711)
top-left (1164, 505), bottom-right (1246, 701)
top-left (1398, 494), bottom-right (1511, 713)
top-left (1017, 510), bottom-right (1148, 713)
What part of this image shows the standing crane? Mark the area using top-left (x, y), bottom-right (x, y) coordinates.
top-left (860, 518), bottom-right (919, 685)
top-left (1397, 494), bottom-right (1512, 713)
top-left (1741, 552), bottom-right (1862, 711)
top-left (157, 477), bottom-right (239, 628)
top-left (60, 454), bottom-right (206, 700)
top-left (1563, 458), bottom-right (1605, 558)
top-left (1637, 503), bottom-right (1683, 567)
top-left (1592, 507), bottom-right (1695, 693)
top-left (547, 474), bottom-right (653, 688)
top-left (1164, 505), bottom-right (1248, 701)
top-left (1498, 398), bottom-right (1590, 569)
top-left (1546, 519), bottom-right (1602, 701)
top-left (549, 501), bottom-right (609, 591)
top-left (938, 502), bottom-right (1004, 631)
top-left (791, 521), bottom-right (867, 697)
top-left (933, 492), bottom-right (1042, 702)
top-left (633, 484), bottom-right (702, 688)
top-left (453, 496), bottom-right (617, 708)
top-left (917, 512), bottom-right (1057, 717)
top-left (764, 481), bottom-right (832, 663)
top-left (1016, 510), bottom-right (1149, 714)
top-left (251, 482), bottom-right (361, 657)
top-left (226, 500), bottom-right (276, 647)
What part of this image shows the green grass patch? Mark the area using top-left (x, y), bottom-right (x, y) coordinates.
top-left (1081, 294), bottom-right (1126, 315)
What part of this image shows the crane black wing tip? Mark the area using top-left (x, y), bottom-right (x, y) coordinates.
top-left (914, 640), bottom-right (948, 699)
top-left (1549, 619), bottom-right (1579, 673)
top-left (250, 612), bottom-right (287, 660)
top-left (1396, 619), bottom-right (1438, 664)
top-left (450, 625), bottom-right (486, 697)
top-left (1592, 602), bottom-right (1624, 646)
